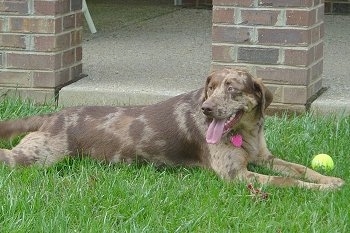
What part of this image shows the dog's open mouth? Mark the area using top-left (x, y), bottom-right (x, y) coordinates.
top-left (206, 110), bottom-right (243, 144)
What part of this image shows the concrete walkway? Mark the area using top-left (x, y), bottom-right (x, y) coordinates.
top-left (59, 9), bottom-right (212, 106)
top-left (311, 15), bottom-right (350, 115)
top-left (58, 9), bottom-right (350, 115)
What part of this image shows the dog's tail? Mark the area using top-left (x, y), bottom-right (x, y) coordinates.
top-left (0, 114), bottom-right (52, 139)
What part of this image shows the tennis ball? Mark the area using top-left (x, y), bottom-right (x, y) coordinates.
top-left (311, 154), bottom-right (334, 171)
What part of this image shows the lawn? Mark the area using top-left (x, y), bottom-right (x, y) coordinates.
top-left (0, 99), bottom-right (349, 232)
top-left (0, 1), bottom-right (348, 232)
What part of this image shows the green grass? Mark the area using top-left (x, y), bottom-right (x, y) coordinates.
top-left (0, 99), bottom-right (349, 232)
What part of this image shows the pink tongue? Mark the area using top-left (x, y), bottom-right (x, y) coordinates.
top-left (206, 119), bottom-right (226, 144)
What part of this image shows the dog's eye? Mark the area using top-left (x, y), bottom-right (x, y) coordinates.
top-left (228, 86), bottom-right (241, 95)
top-left (208, 86), bottom-right (214, 91)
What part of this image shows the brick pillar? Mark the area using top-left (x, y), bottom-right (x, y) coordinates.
top-left (212, 0), bottom-right (324, 112)
top-left (0, 0), bottom-right (83, 103)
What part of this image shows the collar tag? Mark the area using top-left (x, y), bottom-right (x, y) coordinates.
top-left (230, 134), bottom-right (243, 147)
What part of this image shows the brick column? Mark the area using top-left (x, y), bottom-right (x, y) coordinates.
top-left (212, 0), bottom-right (324, 112)
top-left (0, 0), bottom-right (83, 103)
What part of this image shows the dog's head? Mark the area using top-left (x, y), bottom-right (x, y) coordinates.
top-left (201, 68), bottom-right (273, 144)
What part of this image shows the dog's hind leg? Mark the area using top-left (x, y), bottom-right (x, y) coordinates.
top-left (0, 132), bottom-right (69, 167)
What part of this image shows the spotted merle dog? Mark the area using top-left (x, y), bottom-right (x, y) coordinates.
top-left (0, 69), bottom-right (344, 190)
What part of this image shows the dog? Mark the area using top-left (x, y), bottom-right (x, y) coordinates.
top-left (0, 68), bottom-right (344, 190)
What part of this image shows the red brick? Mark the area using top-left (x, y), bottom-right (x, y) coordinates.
top-left (34, 0), bottom-right (70, 15)
top-left (212, 0), bottom-right (254, 7)
top-left (241, 9), bottom-right (279, 26)
top-left (286, 9), bottom-right (316, 27)
top-left (313, 42), bottom-right (323, 61)
top-left (63, 14), bottom-right (75, 30)
top-left (34, 32), bottom-right (71, 51)
top-left (71, 29), bottom-right (82, 46)
top-left (0, 18), bottom-right (4, 32)
top-left (212, 25), bottom-right (250, 43)
top-left (56, 68), bottom-right (72, 84)
top-left (309, 78), bottom-right (322, 97)
top-left (0, 0), bottom-right (83, 101)
top-left (256, 67), bottom-right (309, 85)
top-left (32, 69), bottom-right (70, 88)
top-left (258, 28), bottom-right (311, 46)
top-left (0, 34), bottom-right (26, 49)
top-left (75, 12), bottom-right (83, 27)
top-left (265, 84), bottom-right (283, 103)
top-left (0, 1), bottom-right (29, 15)
top-left (0, 71), bottom-right (31, 87)
top-left (57, 68), bottom-right (71, 86)
top-left (34, 35), bottom-right (55, 51)
top-left (310, 59), bottom-right (323, 82)
top-left (32, 71), bottom-right (56, 88)
top-left (9, 18), bottom-right (56, 33)
top-left (212, 45), bottom-right (234, 62)
top-left (211, 63), bottom-right (253, 73)
top-left (311, 25), bottom-right (322, 43)
top-left (237, 47), bottom-right (279, 65)
top-left (258, 0), bottom-right (313, 7)
top-left (283, 86), bottom-right (307, 104)
top-left (212, 7), bottom-right (234, 24)
top-left (75, 46), bottom-right (82, 62)
top-left (284, 48), bottom-right (314, 66)
top-left (62, 48), bottom-right (75, 66)
top-left (56, 32), bottom-right (71, 50)
top-left (266, 102), bottom-right (307, 114)
top-left (6, 53), bottom-right (61, 70)
top-left (55, 17), bottom-right (63, 33)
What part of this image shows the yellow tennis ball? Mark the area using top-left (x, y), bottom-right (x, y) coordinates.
top-left (311, 154), bottom-right (334, 171)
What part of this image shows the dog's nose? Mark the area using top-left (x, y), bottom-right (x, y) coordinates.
top-left (201, 106), bottom-right (212, 113)
top-left (201, 102), bottom-right (214, 115)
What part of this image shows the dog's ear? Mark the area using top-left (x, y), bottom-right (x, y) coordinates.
top-left (253, 78), bottom-right (273, 116)
top-left (201, 75), bottom-right (212, 102)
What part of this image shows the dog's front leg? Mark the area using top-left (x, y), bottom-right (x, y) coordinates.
top-left (236, 169), bottom-right (343, 190)
top-left (208, 146), bottom-right (344, 190)
top-left (255, 155), bottom-right (345, 188)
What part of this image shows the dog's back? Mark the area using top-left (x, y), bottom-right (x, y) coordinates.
top-left (57, 90), bottom-right (209, 166)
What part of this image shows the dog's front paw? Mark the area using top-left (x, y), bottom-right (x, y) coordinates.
top-left (320, 176), bottom-right (345, 188)
top-left (330, 177), bottom-right (345, 187)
